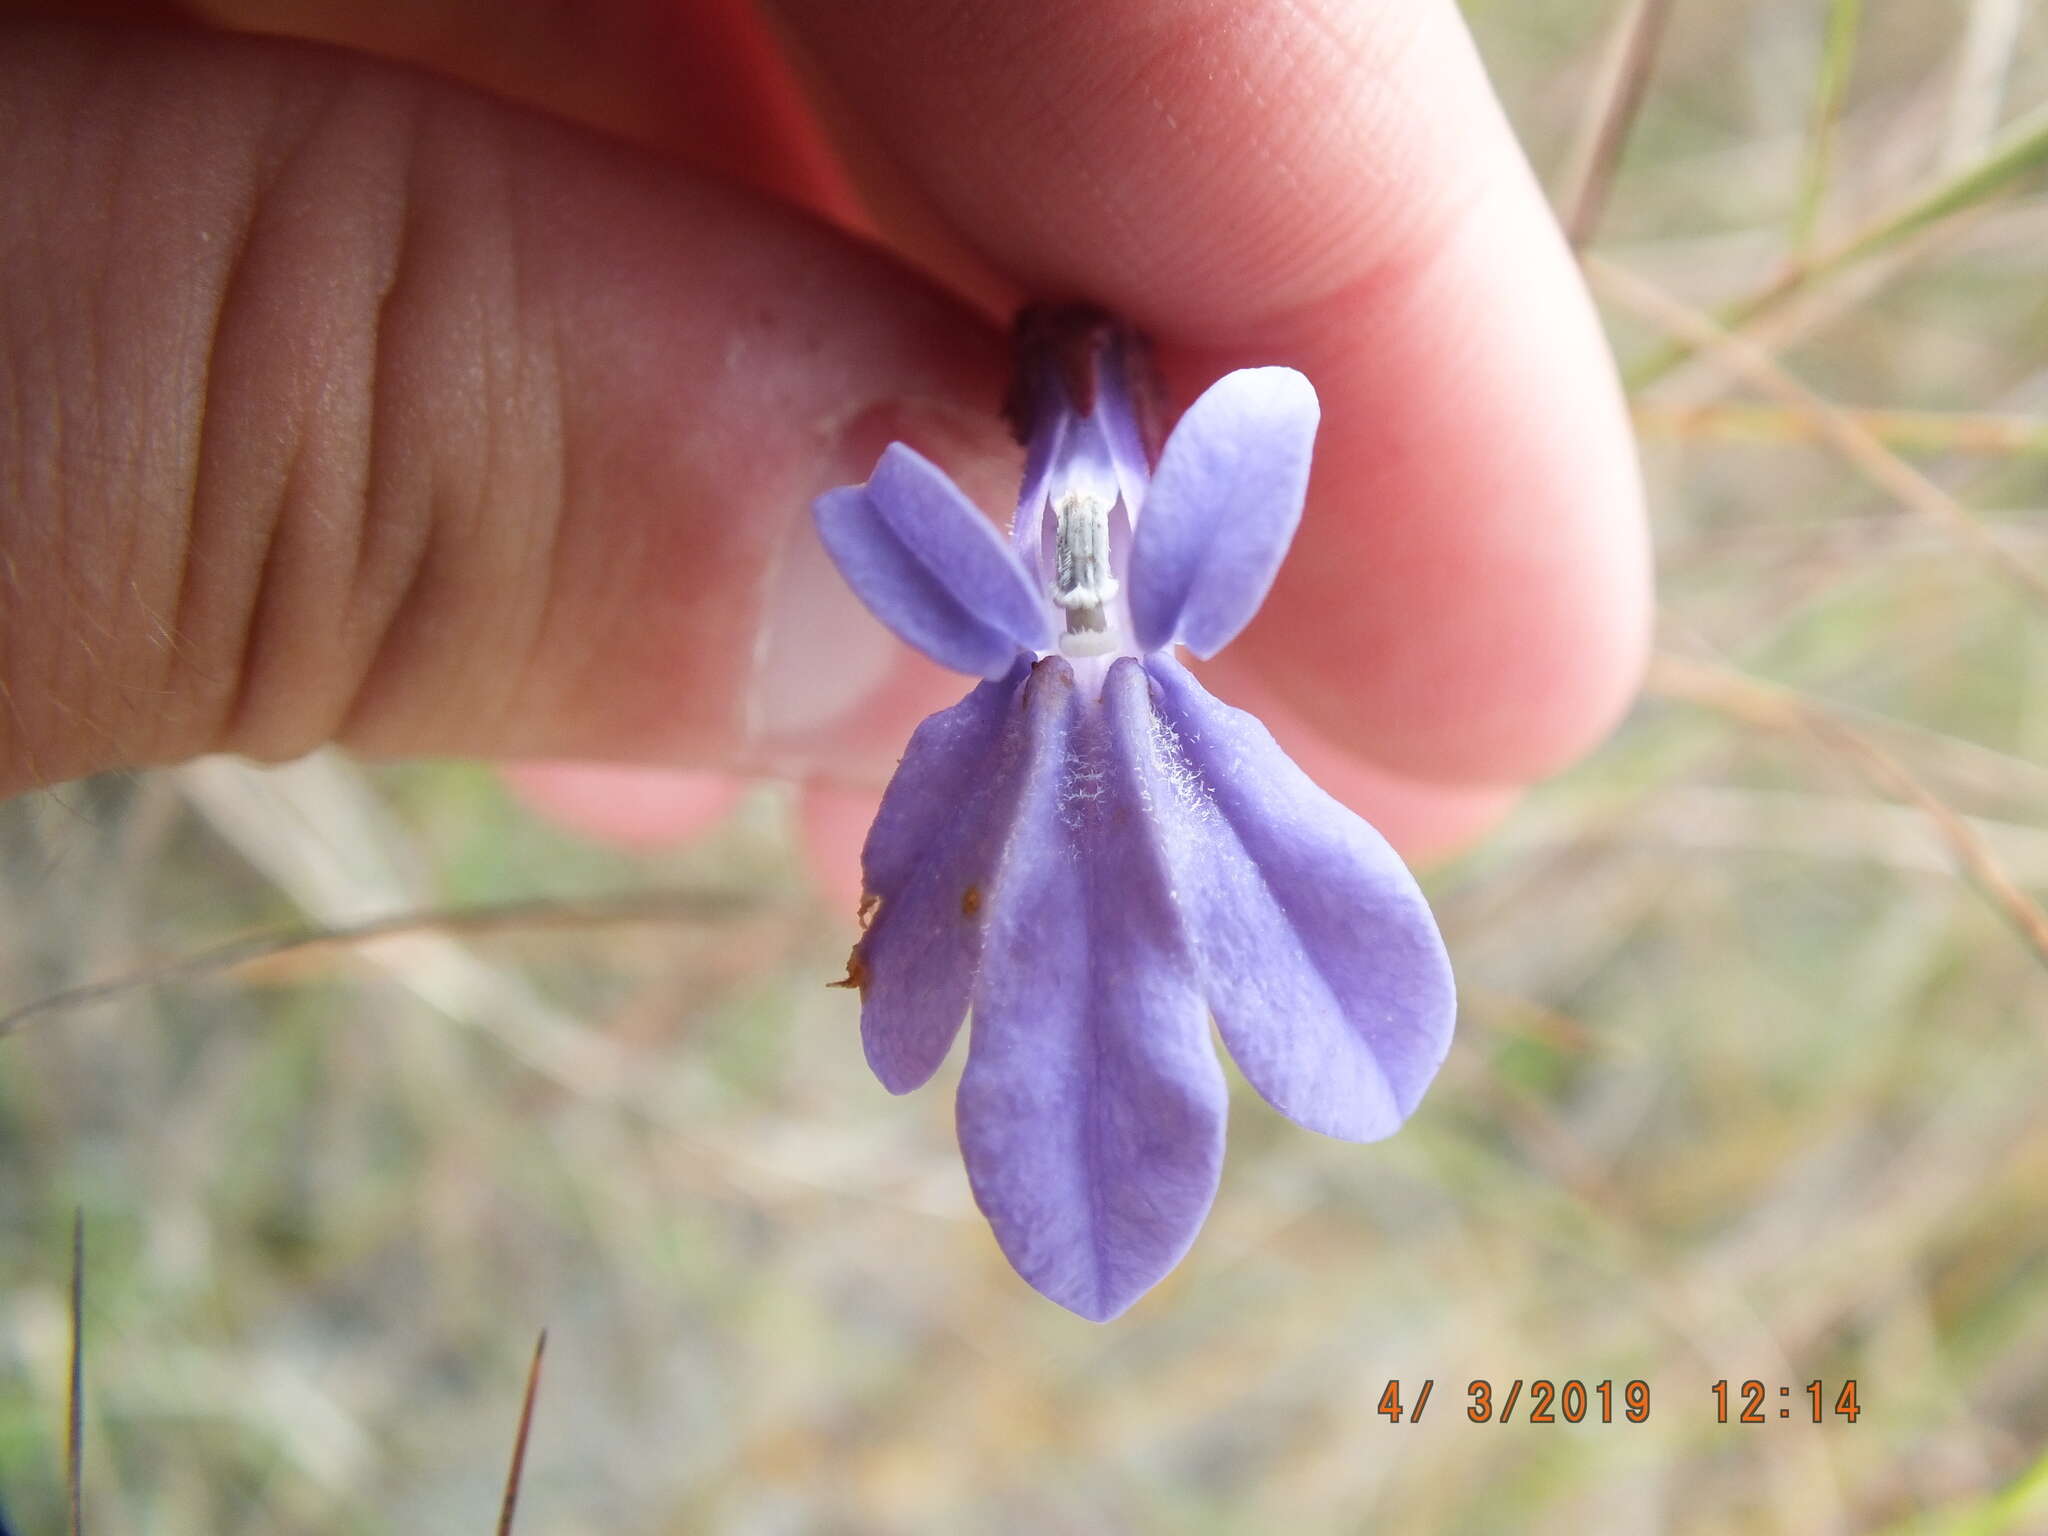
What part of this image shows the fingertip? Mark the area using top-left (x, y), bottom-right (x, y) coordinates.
top-left (502, 763), bottom-right (747, 848)
top-left (1194, 661), bottom-right (1521, 863)
top-left (773, 0), bottom-right (1651, 789)
top-left (1223, 157), bottom-right (1653, 785)
top-left (798, 781), bottom-right (878, 913)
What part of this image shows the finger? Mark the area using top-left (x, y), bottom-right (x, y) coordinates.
top-left (798, 782), bottom-right (877, 914)
top-left (180, 0), bottom-right (865, 221)
top-left (1192, 659), bottom-right (1519, 862)
top-left (0, 22), bottom-right (1011, 795)
top-left (769, 0), bottom-right (1652, 785)
top-left (178, 0), bottom-right (1018, 311)
top-left (501, 764), bottom-right (746, 849)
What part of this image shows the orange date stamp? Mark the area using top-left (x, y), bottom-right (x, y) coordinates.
top-left (1376, 1379), bottom-right (1652, 1424)
top-left (1375, 1378), bottom-right (1864, 1424)
top-left (1712, 1379), bottom-right (1862, 1423)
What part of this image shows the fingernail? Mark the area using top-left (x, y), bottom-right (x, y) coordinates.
top-left (745, 396), bottom-right (1018, 781)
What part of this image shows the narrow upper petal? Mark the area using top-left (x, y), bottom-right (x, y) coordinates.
top-left (957, 657), bottom-right (1228, 1322)
top-left (1127, 368), bottom-right (1319, 657)
top-left (1092, 331), bottom-right (1153, 518)
top-left (1012, 406), bottom-right (1064, 559)
top-left (1144, 656), bottom-right (1455, 1140)
top-left (853, 661), bottom-right (1031, 1092)
top-left (814, 444), bottom-right (1050, 678)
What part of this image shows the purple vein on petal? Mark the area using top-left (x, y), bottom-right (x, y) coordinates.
top-left (958, 658), bottom-right (1228, 1322)
top-left (854, 660), bottom-right (1033, 1092)
top-left (1144, 655), bottom-right (1456, 1140)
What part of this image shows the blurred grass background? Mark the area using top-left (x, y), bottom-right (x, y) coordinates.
top-left (5, 0), bottom-right (2048, 1530)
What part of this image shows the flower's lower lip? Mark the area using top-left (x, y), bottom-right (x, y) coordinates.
top-left (848, 647), bottom-right (1453, 1319)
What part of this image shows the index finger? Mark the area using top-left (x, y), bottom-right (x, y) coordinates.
top-left (771, 0), bottom-right (1651, 785)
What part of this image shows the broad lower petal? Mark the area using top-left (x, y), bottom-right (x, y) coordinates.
top-left (1126, 368), bottom-right (1319, 657)
top-left (814, 444), bottom-right (1049, 678)
top-left (1145, 656), bottom-right (1455, 1140)
top-left (853, 661), bottom-right (1031, 1092)
top-left (958, 657), bottom-right (1228, 1322)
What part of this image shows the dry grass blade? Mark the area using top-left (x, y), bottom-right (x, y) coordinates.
top-left (1559, 0), bottom-right (1677, 247)
top-left (1648, 653), bottom-right (2048, 971)
top-left (1632, 401), bottom-right (2048, 455)
top-left (67, 1210), bottom-right (82, 1536)
top-left (1943, 0), bottom-right (2027, 169)
top-left (178, 754), bottom-right (680, 1103)
top-left (1788, 0), bottom-right (1862, 259)
top-left (1542, 786), bottom-right (2048, 883)
top-left (496, 1331), bottom-right (548, 1536)
top-left (1627, 93), bottom-right (2048, 388)
top-left (1591, 254), bottom-right (2048, 607)
top-left (0, 889), bottom-right (769, 1039)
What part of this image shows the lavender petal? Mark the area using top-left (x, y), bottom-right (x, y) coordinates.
top-left (1011, 407), bottom-right (1065, 559)
top-left (1145, 656), bottom-right (1455, 1140)
top-left (1092, 330), bottom-right (1154, 517)
top-left (853, 661), bottom-right (1031, 1092)
top-left (814, 444), bottom-right (1050, 678)
top-left (958, 657), bottom-right (1228, 1322)
top-left (1127, 368), bottom-right (1319, 657)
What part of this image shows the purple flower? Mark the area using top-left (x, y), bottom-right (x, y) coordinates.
top-left (814, 307), bottom-right (1455, 1321)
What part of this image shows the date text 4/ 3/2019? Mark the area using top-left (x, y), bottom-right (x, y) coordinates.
top-left (1375, 1380), bottom-right (1653, 1424)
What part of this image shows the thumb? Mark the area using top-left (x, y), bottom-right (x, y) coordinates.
top-left (0, 22), bottom-right (1010, 799)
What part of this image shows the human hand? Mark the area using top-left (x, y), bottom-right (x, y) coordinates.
top-left (0, 0), bottom-right (1648, 870)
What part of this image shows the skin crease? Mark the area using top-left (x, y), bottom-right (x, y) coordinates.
top-left (0, 0), bottom-right (1649, 864)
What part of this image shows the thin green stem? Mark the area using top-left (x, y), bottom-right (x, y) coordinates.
top-left (1625, 94), bottom-right (2048, 390)
top-left (1789, 0), bottom-right (1862, 259)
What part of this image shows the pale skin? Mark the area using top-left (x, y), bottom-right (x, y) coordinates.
top-left (0, 0), bottom-right (1650, 867)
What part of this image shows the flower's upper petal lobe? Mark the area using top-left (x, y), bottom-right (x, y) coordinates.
top-left (1127, 368), bottom-right (1319, 657)
top-left (1145, 656), bottom-right (1454, 1139)
top-left (1093, 332), bottom-right (1153, 517)
top-left (814, 444), bottom-right (1050, 678)
top-left (853, 661), bottom-right (1034, 1091)
top-left (958, 658), bottom-right (1227, 1322)
top-left (1012, 408), bottom-right (1063, 559)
